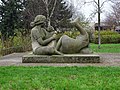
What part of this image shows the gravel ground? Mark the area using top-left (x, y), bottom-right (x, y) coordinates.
top-left (0, 53), bottom-right (120, 66)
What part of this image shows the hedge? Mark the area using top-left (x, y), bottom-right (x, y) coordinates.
top-left (93, 35), bottom-right (120, 44)
top-left (93, 31), bottom-right (120, 44)
top-left (94, 31), bottom-right (119, 35)
top-left (0, 45), bottom-right (32, 56)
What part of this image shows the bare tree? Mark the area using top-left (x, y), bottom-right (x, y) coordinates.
top-left (41, 0), bottom-right (57, 26)
top-left (111, 2), bottom-right (120, 26)
top-left (23, 0), bottom-right (57, 28)
top-left (65, 0), bottom-right (111, 48)
top-left (104, 1), bottom-right (120, 30)
top-left (65, 0), bottom-right (86, 20)
top-left (81, 0), bottom-right (115, 48)
top-left (22, 0), bottom-right (72, 29)
top-left (104, 13), bottom-right (116, 29)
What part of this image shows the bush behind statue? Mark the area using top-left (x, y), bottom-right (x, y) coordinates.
top-left (93, 31), bottom-right (120, 44)
top-left (0, 34), bottom-right (32, 56)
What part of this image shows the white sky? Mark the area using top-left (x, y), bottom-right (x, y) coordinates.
top-left (81, 0), bottom-right (113, 22)
top-left (66, 0), bottom-right (115, 22)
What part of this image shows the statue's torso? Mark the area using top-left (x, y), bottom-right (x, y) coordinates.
top-left (31, 26), bottom-right (47, 51)
top-left (60, 35), bottom-right (89, 54)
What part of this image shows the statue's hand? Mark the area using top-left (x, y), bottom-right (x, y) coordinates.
top-left (52, 33), bottom-right (61, 40)
top-left (52, 34), bottom-right (57, 39)
top-left (47, 26), bottom-right (55, 32)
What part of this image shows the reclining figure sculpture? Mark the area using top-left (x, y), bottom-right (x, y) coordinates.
top-left (31, 15), bottom-right (92, 55)
top-left (56, 18), bottom-right (93, 54)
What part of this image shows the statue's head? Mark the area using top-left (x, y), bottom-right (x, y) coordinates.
top-left (34, 15), bottom-right (46, 26)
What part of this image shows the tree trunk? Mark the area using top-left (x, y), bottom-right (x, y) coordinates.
top-left (98, 0), bottom-right (101, 49)
top-left (1, 34), bottom-right (4, 49)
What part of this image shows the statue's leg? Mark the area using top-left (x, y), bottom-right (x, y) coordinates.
top-left (34, 46), bottom-right (55, 55)
top-left (34, 41), bottom-right (63, 55)
top-left (56, 35), bottom-right (63, 51)
top-left (48, 40), bottom-right (63, 55)
top-left (79, 47), bottom-right (93, 54)
top-left (71, 18), bottom-right (88, 36)
top-left (75, 23), bottom-right (88, 36)
top-left (48, 40), bottom-right (56, 47)
top-left (54, 49), bottom-right (63, 55)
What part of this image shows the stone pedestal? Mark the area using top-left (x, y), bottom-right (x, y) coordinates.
top-left (22, 54), bottom-right (100, 63)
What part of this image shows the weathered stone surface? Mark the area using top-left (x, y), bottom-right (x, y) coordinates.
top-left (22, 54), bottom-right (100, 63)
top-left (31, 16), bottom-right (93, 55)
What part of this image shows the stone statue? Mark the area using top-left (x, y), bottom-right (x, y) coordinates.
top-left (56, 18), bottom-right (93, 54)
top-left (31, 15), bottom-right (62, 55)
top-left (31, 15), bottom-right (92, 55)
top-left (22, 16), bottom-right (98, 64)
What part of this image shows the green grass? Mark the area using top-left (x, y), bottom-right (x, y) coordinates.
top-left (90, 43), bottom-right (120, 53)
top-left (0, 66), bottom-right (120, 90)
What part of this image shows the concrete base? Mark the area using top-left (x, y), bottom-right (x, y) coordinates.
top-left (22, 54), bottom-right (100, 63)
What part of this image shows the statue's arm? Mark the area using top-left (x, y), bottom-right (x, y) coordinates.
top-left (37, 36), bottom-right (55, 46)
top-left (31, 28), bottom-right (56, 46)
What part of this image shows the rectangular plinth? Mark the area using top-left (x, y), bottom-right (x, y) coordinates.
top-left (22, 54), bottom-right (100, 63)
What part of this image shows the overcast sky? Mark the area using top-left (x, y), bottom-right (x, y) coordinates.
top-left (81, 0), bottom-right (113, 22)
top-left (0, 0), bottom-right (119, 23)
top-left (66, 0), bottom-right (115, 22)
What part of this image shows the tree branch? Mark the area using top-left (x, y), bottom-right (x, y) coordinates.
top-left (50, 0), bottom-right (57, 18)
top-left (100, 0), bottom-right (108, 8)
top-left (48, 0), bottom-right (52, 6)
top-left (86, 10), bottom-right (97, 21)
top-left (93, 0), bottom-right (98, 5)
top-left (41, 0), bottom-right (46, 5)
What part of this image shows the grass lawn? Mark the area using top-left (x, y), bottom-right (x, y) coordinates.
top-left (90, 43), bottom-right (120, 53)
top-left (0, 66), bottom-right (120, 90)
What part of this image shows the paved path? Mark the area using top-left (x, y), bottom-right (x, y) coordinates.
top-left (0, 53), bottom-right (120, 66)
